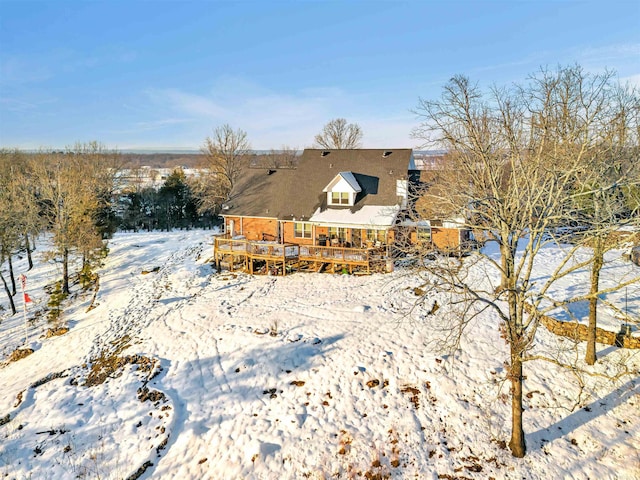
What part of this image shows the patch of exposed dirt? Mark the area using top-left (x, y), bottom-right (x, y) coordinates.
top-left (85, 352), bottom-right (161, 387)
top-left (30, 371), bottom-right (68, 389)
top-left (8, 348), bottom-right (34, 363)
top-left (401, 385), bottom-right (420, 409)
top-left (125, 460), bottom-right (153, 480)
top-left (137, 386), bottom-right (167, 404)
top-left (45, 326), bottom-right (69, 338)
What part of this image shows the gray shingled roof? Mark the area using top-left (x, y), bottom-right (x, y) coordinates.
top-left (223, 149), bottom-right (413, 221)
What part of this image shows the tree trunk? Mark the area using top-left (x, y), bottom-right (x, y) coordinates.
top-left (507, 271), bottom-right (526, 458)
top-left (499, 240), bottom-right (514, 292)
top-left (500, 253), bottom-right (508, 290)
top-left (25, 233), bottom-right (33, 271)
top-left (0, 270), bottom-right (16, 316)
top-left (586, 241), bottom-right (604, 365)
top-left (62, 248), bottom-right (70, 295)
top-left (8, 256), bottom-right (16, 296)
top-left (508, 344), bottom-right (526, 457)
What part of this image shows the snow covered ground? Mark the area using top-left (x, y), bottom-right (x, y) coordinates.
top-left (0, 230), bottom-right (638, 479)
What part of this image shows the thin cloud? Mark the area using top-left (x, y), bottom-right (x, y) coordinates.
top-left (0, 96), bottom-right (57, 113)
top-left (571, 43), bottom-right (640, 77)
top-left (142, 79), bottom-right (420, 148)
top-left (358, 115), bottom-right (417, 149)
top-left (0, 56), bottom-right (53, 85)
top-left (106, 118), bottom-right (194, 135)
top-left (144, 82), bottom-right (352, 148)
top-left (147, 88), bottom-right (228, 118)
top-left (0, 97), bottom-right (39, 111)
top-left (579, 43), bottom-right (640, 62)
top-left (0, 49), bottom-right (139, 87)
top-left (620, 73), bottom-right (640, 88)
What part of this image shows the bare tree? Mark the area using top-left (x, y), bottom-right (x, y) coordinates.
top-left (412, 65), bottom-right (638, 458)
top-left (32, 143), bottom-right (119, 295)
top-left (0, 149), bottom-right (43, 309)
top-left (0, 152), bottom-right (22, 314)
top-left (570, 82), bottom-right (640, 365)
top-left (314, 118), bottom-right (363, 149)
top-left (264, 146), bottom-right (299, 169)
top-left (201, 124), bottom-right (250, 204)
top-left (0, 149), bottom-right (42, 273)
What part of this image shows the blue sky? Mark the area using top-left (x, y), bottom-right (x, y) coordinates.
top-left (1, 0), bottom-right (639, 151)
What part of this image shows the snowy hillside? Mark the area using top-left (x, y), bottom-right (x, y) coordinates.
top-left (0, 230), bottom-right (638, 479)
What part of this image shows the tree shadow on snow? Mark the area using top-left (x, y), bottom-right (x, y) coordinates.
top-left (528, 377), bottom-right (639, 449)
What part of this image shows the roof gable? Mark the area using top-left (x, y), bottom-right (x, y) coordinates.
top-left (323, 171), bottom-right (362, 193)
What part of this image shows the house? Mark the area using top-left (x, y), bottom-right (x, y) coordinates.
top-left (216, 148), bottom-right (469, 273)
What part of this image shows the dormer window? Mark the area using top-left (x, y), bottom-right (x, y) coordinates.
top-left (323, 171), bottom-right (362, 208)
top-left (331, 192), bottom-right (349, 205)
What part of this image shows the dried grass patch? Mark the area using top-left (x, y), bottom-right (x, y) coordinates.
top-left (8, 348), bottom-right (34, 363)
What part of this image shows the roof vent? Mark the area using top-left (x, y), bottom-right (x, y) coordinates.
top-left (321, 151), bottom-right (331, 157)
top-left (383, 151), bottom-right (393, 157)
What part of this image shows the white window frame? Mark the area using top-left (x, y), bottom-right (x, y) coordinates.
top-left (329, 227), bottom-right (347, 241)
top-left (366, 229), bottom-right (386, 243)
top-left (329, 191), bottom-right (350, 205)
top-left (294, 222), bottom-right (312, 239)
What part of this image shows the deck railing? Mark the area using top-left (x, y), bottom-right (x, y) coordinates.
top-left (214, 237), bottom-right (249, 251)
top-left (214, 237), bottom-right (388, 273)
top-left (247, 242), bottom-right (299, 259)
top-left (299, 245), bottom-right (374, 264)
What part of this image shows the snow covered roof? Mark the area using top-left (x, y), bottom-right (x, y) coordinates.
top-left (309, 205), bottom-right (400, 228)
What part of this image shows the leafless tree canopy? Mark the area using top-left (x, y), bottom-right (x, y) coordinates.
top-left (314, 118), bottom-right (363, 149)
top-left (412, 65), bottom-right (639, 458)
top-left (198, 124), bottom-right (251, 213)
top-left (263, 146), bottom-right (299, 169)
top-left (30, 142), bottom-right (120, 295)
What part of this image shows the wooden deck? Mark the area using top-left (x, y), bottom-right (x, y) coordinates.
top-left (214, 237), bottom-right (389, 275)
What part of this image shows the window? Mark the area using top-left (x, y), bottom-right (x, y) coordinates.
top-left (294, 222), bottom-right (312, 239)
top-left (329, 227), bottom-right (347, 241)
top-left (366, 229), bottom-right (386, 243)
top-left (417, 226), bottom-right (432, 243)
top-left (330, 191), bottom-right (349, 205)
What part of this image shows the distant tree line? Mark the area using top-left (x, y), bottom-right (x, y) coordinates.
top-left (120, 153), bottom-right (203, 169)
top-left (119, 167), bottom-right (217, 232)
